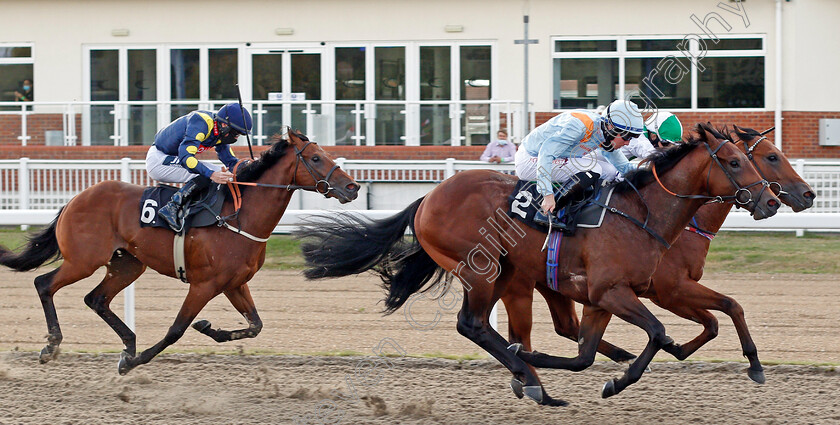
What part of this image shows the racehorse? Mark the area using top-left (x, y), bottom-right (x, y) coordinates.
top-left (296, 123), bottom-right (780, 406)
top-left (502, 125), bottom-right (815, 398)
top-left (0, 129), bottom-right (359, 374)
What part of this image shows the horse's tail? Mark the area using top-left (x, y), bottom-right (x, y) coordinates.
top-left (0, 207), bottom-right (64, 271)
top-left (296, 197), bottom-right (446, 314)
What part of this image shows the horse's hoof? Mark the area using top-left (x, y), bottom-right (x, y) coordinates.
top-left (748, 367), bottom-right (766, 384)
top-left (192, 319), bottom-right (212, 333)
top-left (523, 385), bottom-right (543, 404)
top-left (118, 351), bottom-right (134, 376)
top-left (507, 343), bottom-right (523, 355)
top-left (510, 378), bottom-right (524, 399)
top-left (39, 345), bottom-right (59, 364)
top-left (601, 379), bottom-right (617, 398)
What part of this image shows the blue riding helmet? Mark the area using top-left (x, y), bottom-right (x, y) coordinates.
top-left (215, 103), bottom-right (253, 134)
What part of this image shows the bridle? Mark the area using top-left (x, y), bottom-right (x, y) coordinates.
top-left (733, 126), bottom-right (784, 197)
top-left (218, 128), bottom-right (344, 242)
top-left (228, 128), bottom-right (341, 196)
top-left (652, 136), bottom-right (771, 207)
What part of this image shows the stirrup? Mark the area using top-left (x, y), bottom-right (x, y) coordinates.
top-left (533, 211), bottom-right (566, 229)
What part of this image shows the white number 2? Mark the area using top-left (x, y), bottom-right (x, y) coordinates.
top-left (510, 190), bottom-right (533, 219)
top-left (141, 199), bottom-right (159, 223)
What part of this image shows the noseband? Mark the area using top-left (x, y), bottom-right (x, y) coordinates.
top-left (653, 138), bottom-right (770, 206)
top-left (735, 129), bottom-right (785, 197)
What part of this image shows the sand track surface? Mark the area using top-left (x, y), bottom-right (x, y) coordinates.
top-left (0, 269), bottom-right (837, 423)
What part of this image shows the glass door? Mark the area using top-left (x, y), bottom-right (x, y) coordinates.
top-left (251, 48), bottom-right (323, 143)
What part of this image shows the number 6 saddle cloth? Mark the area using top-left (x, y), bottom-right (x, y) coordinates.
top-left (506, 179), bottom-right (616, 234)
top-left (139, 184), bottom-right (227, 232)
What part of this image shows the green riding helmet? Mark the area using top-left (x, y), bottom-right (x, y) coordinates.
top-left (644, 111), bottom-right (683, 143)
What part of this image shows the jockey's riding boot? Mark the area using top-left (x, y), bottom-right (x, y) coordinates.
top-left (555, 171), bottom-right (601, 210)
top-left (533, 209), bottom-right (567, 229)
top-left (533, 171), bottom-right (601, 230)
top-left (158, 176), bottom-right (210, 231)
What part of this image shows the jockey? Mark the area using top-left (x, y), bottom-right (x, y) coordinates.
top-left (515, 99), bottom-right (645, 227)
top-left (594, 111), bottom-right (684, 183)
top-left (145, 102), bottom-right (252, 231)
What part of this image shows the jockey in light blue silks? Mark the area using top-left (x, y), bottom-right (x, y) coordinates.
top-left (145, 102), bottom-right (253, 231)
top-left (514, 99), bottom-right (645, 228)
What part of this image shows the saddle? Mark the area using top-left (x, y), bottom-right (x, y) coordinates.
top-left (507, 179), bottom-right (616, 235)
top-left (139, 184), bottom-right (228, 233)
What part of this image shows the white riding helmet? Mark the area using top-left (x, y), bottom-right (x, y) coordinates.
top-left (601, 100), bottom-right (645, 135)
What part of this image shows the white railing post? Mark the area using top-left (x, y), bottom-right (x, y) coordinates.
top-left (490, 304), bottom-right (498, 331)
top-left (17, 105), bottom-right (30, 146)
top-left (444, 158), bottom-right (456, 180)
top-left (119, 157), bottom-right (136, 331)
top-left (18, 158), bottom-right (30, 231)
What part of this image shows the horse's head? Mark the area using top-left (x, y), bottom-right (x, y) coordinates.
top-left (286, 129), bottom-right (359, 203)
top-left (694, 123), bottom-right (780, 220)
top-left (730, 125), bottom-right (815, 212)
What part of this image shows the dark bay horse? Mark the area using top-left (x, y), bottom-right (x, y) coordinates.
top-left (0, 129), bottom-right (358, 374)
top-left (503, 125), bottom-right (815, 397)
top-left (296, 124), bottom-right (780, 406)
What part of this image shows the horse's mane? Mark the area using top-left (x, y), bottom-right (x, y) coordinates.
top-left (235, 133), bottom-right (291, 183)
top-left (614, 123), bottom-right (719, 193)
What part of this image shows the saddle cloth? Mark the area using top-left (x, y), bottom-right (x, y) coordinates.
top-left (507, 180), bottom-right (616, 234)
top-left (139, 184), bottom-right (227, 232)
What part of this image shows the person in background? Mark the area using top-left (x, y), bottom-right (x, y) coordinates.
top-left (480, 129), bottom-right (516, 163)
top-left (14, 79), bottom-right (33, 102)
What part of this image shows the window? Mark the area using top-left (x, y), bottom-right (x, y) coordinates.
top-left (0, 44), bottom-right (34, 104)
top-left (552, 36), bottom-right (765, 110)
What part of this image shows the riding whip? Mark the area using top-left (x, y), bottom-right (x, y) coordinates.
top-left (235, 83), bottom-right (256, 160)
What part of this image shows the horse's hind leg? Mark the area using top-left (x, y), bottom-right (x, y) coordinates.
top-left (192, 283), bottom-right (263, 343)
top-left (118, 284), bottom-right (217, 375)
top-left (35, 262), bottom-right (99, 363)
top-left (84, 249), bottom-right (146, 357)
top-left (535, 284), bottom-right (637, 363)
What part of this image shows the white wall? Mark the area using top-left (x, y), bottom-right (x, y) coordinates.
top-left (2, 0), bottom-right (837, 112)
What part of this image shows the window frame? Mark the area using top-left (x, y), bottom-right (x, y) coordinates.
top-left (551, 34), bottom-right (767, 112)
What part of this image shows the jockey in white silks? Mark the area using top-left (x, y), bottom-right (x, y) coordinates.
top-left (593, 111), bottom-right (685, 183)
top-left (514, 99), bottom-right (645, 227)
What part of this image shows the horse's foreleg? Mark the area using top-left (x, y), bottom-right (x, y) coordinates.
top-left (192, 283), bottom-right (263, 343)
top-left (118, 285), bottom-right (216, 375)
top-left (655, 279), bottom-right (764, 383)
top-left (500, 288), bottom-right (538, 401)
top-left (35, 263), bottom-right (98, 363)
top-left (513, 304), bottom-right (612, 372)
top-left (596, 285), bottom-right (672, 399)
top-left (458, 286), bottom-right (567, 407)
top-left (535, 284), bottom-right (637, 363)
top-left (84, 250), bottom-right (146, 357)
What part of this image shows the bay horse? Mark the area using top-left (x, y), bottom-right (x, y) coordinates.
top-left (0, 129), bottom-right (358, 374)
top-left (296, 123), bottom-right (780, 406)
top-left (502, 125), bottom-right (815, 398)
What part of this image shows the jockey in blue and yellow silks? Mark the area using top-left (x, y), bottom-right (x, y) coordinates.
top-left (514, 99), bottom-right (644, 228)
top-left (145, 102), bottom-right (252, 231)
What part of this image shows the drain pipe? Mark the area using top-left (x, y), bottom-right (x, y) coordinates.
top-left (775, 0), bottom-right (783, 150)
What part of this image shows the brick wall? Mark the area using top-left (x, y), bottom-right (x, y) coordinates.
top-left (2, 111), bottom-right (838, 159)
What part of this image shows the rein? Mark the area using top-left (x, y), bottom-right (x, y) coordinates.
top-left (652, 139), bottom-right (770, 207)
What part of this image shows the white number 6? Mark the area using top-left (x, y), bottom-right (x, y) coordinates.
top-left (141, 199), bottom-right (159, 223)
